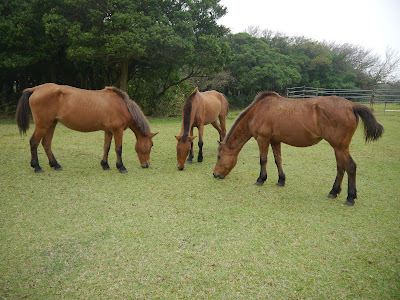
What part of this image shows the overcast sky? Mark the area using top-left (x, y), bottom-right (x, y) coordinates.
top-left (217, 0), bottom-right (400, 60)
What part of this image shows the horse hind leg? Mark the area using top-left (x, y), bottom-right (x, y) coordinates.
top-left (101, 131), bottom-right (112, 170)
top-left (211, 120), bottom-right (223, 141)
top-left (271, 142), bottom-right (286, 186)
top-left (330, 148), bottom-right (357, 206)
top-left (42, 121), bottom-right (62, 171)
top-left (197, 125), bottom-right (204, 162)
top-left (29, 127), bottom-right (48, 173)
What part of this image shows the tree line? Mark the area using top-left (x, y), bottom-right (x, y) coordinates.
top-left (1, 0), bottom-right (399, 115)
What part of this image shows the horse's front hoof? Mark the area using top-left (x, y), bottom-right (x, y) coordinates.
top-left (276, 182), bottom-right (285, 187)
top-left (119, 169), bottom-right (128, 173)
top-left (54, 167), bottom-right (63, 171)
top-left (254, 181), bottom-right (264, 186)
top-left (35, 168), bottom-right (44, 173)
top-left (328, 193), bottom-right (337, 199)
top-left (198, 157), bottom-right (203, 162)
top-left (344, 200), bottom-right (355, 206)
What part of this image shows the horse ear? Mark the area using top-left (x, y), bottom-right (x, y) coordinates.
top-left (175, 135), bottom-right (182, 141)
top-left (150, 132), bottom-right (158, 138)
top-left (188, 136), bottom-right (197, 142)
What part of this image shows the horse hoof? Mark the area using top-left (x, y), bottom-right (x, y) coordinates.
top-left (198, 157), bottom-right (203, 162)
top-left (276, 182), bottom-right (285, 187)
top-left (187, 160), bottom-right (193, 164)
top-left (119, 169), bottom-right (128, 173)
top-left (54, 167), bottom-right (63, 171)
top-left (254, 181), bottom-right (264, 186)
top-left (344, 200), bottom-right (355, 206)
top-left (328, 193), bottom-right (337, 199)
top-left (35, 168), bottom-right (44, 173)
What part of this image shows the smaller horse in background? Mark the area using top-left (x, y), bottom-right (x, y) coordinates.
top-left (213, 91), bottom-right (383, 206)
top-left (175, 87), bottom-right (229, 170)
top-left (16, 83), bottom-right (157, 173)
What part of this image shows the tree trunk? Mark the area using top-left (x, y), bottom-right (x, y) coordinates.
top-left (120, 58), bottom-right (129, 91)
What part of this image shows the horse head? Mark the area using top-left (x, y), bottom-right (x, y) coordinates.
top-left (175, 135), bottom-right (196, 170)
top-left (135, 132), bottom-right (158, 168)
top-left (213, 141), bottom-right (238, 179)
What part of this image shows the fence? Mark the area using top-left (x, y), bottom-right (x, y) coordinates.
top-left (286, 86), bottom-right (400, 114)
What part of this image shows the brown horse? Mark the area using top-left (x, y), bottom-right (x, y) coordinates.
top-left (16, 83), bottom-right (158, 173)
top-left (213, 91), bottom-right (383, 206)
top-left (175, 87), bottom-right (229, 170)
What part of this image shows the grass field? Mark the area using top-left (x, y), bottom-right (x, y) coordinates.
top-left (1, 103), bottom-right (399, 298)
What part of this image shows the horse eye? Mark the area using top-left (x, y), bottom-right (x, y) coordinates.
top-left (217, 155), bottom-right (221, 160)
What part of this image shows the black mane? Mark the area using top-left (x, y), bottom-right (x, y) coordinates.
top-left (181, 88), bottom-right (198, 141)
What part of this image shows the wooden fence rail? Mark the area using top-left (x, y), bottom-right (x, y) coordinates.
top-left (286, 86), bottom-right (400, 114)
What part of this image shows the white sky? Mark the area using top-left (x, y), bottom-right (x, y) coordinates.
top-left (217, 0), bottom-right (400, 60)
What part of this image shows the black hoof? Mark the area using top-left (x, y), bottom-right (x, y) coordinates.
top-left (328, 193), bottom-right (337, 199)
top-left (119, 168), bottom-right (128, 173)
top-left (187, 160), bottom-right (193, 164)
top-left (276, 182), bottom-right (285, 187)
top-left (35, 168), bottom-right (44, 173)
top-left (254, 181), bottom-right (264, 186)
top-left (344, 200), bottom-right (355, 206)
top-left (198, 157), bottom-right (203, 163)
top-left (54, 167), bottom-right (63, 171)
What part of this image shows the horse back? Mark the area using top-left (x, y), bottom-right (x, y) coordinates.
top-left (199, 91), bottom-right (228, 125)
top-left (29, 84), bottom-right (131, 132)
top-left (253, 96), bottom-right (357, 147)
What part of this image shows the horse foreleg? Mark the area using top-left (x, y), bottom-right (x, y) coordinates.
top-left (42, 121), bottom-right (62, 171)
top-left (197, 125), bottom-right (204, 162)
top-left (271, 142), bottom-right (285, 186)
top-left (30, 128), bottom-right (47, 173)
top-left (113, 130), bottom-right (127, 173)
top-left (101, 131), bottom-right (112, 170)
top-left (255, 137), bottom-right (270, 186)
top-left (187, 127), bottom-right (194, 163)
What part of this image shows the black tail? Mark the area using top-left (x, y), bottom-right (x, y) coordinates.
top-left (353, 105), bottom-right (383, 142)
top-left (16, 89), bottom-right (33, 135)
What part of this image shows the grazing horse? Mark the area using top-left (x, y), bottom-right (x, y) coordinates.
top-left (16, 83), bottom-right (157, 173)
top-left (175, 87), bottom-right (229, 170)
top-left (213, 91), bottom-right (383, 206)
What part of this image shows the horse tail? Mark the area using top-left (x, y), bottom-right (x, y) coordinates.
top-left (353, 104), bottom-right (383, 142)
top-left (16, 89), bottom-right (34, 135)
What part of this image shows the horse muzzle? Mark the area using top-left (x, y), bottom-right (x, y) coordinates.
top-left (141, 162), bottom-right (150, 168)
top-left (213, 172), bottom-right (225, 179)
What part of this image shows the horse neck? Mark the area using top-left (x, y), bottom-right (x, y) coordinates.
top-left (181, 96), bottom-right (200, 135)
top-left (129, 120), bottom-right (147, 140)
top-left (225, 117), bottom-right (252, 153)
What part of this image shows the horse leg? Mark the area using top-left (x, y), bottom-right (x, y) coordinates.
top-left (219, 112), bottom-right (227, 141)
top-left (113, 129), bottom-right (127, 173)
top-left (29, 127), bottom-right (47, 173)
top-left (211, 120), bottom-right (222, 141)
top-left (41, 120), bottom-right (62, 170)
top-left (187, 127), bottom-right (194, 163)
top-left (197, 125), bottom-right (204, 162)
top-left (271, 142), bottom-right (286, 186)
top-left (255, 137), bottom-right (270, 186)
top-left (101, 131), bottom-right (112, 170)
top-left (330, 148), bottom-right (357, 206)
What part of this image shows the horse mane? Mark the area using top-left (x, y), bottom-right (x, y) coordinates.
top-left (181, 87), bottom-right (198, 142)
top-left (105, 87), bottom-right (151, 136)
top-left (224, 91), bottom-right (280, 142)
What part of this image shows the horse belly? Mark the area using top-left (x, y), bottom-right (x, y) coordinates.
top-left (57, 110), bottom-right (108, 132)
top-left (272, 123), bottom-right (322, 147)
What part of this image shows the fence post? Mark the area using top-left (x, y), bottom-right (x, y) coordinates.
top-left (286, 88), bottom-right (289, 98)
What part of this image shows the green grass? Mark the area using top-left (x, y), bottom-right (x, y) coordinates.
top-left (1, 104), bottom-right (399, 298)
